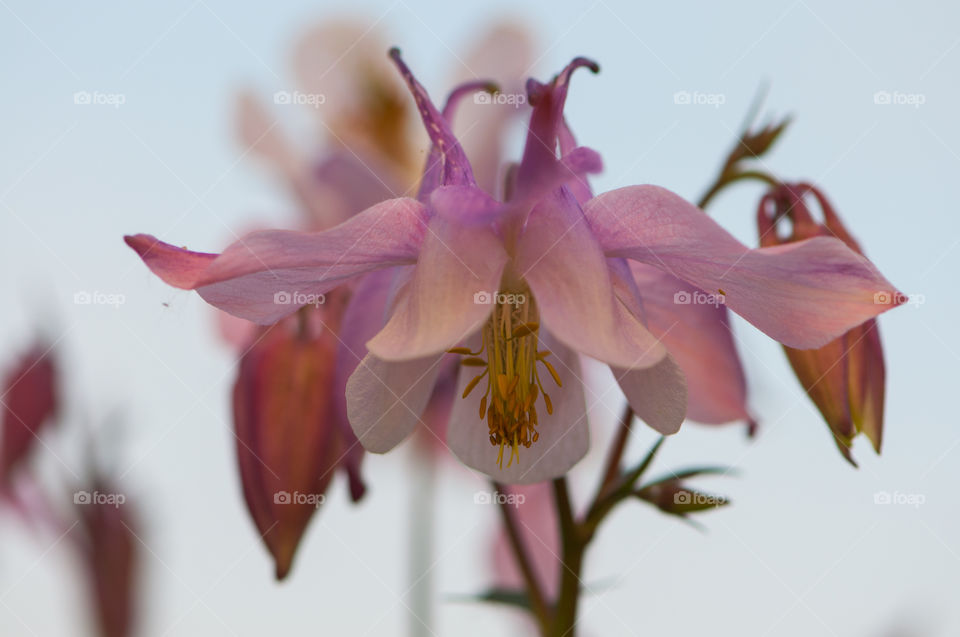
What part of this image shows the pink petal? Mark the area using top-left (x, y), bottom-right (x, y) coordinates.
top-left (290, 20), bottom-right (399, 134)
top-left (628, 262), bottom-right (750, 424)
top-left (123, 235), bottom-right (216, 289)
top-left (332, 270), bottom-right (399, 476)
top-left (515, 189), bottom-right (667, 369)
top-left (345, 353), bottom-right (443, 453)
top-left (366, 215), bottom-right (508, 361)
top-left (307, 153), bottom-right (400, 229)
top-left (125, 197), bottom-right (429, 324)
top-left (512, 146), bottom-right (603, 213)
top-left (584, 185), bottom-right (905, 349)
top-left (234, 91), bottom-right (299, 174)
top-left (447, 333), bottom-right (589, 484)
top-left (389, 49), bottom-right (477, 193)
top-left (612, 353), bottom-right (687, 435)
top-left (430, 185), bottom-right (501, 226)
top-left (517, 58), bottom-right (599, 191)
top-left (417, 357), bottom-right (459, 453)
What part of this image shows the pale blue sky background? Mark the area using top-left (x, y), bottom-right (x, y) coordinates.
top-left (0, 0), bottom-right (956, 635)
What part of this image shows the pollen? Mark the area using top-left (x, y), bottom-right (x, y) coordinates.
top-left (449, 286), bottom-right (561, 469)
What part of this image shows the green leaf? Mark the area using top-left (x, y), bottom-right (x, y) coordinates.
top-left (734, 116), bottom-right (792, 163)
top-left (449, 588), bottom-right (533, 611)
top-left (640, 466), bottom-right (734, 488)
top-left (635, 482), bottom-right (730, 517)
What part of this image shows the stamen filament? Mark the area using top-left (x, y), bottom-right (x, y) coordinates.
top-left (447, 282), bottom-right (562, 469)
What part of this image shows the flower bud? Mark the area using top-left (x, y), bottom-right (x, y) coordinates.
top-left (75, 478), bottom-right (139, 637)
top-left (758, 183), bottom-right (886, 463)
top-left (0, 341), bottom-right (58, 486)
top-left (233, 308), bottom-right (345, 579)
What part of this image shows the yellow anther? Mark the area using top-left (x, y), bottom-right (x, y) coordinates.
top-left (543, 392), bottom-right (553, 415)
top-left (510, 322), bottom-right (540, 339)
top-left (540, 358), bottom-right (562, 388)
top-left (462, 369), bottom-right (486, 398)
top-left (449, 282), bottom-right (562, 469)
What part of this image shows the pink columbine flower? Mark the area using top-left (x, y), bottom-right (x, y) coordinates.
top-left (124, 54), bottom-right (903, 484)
top-left (758, 182), bottom-right (892, 462)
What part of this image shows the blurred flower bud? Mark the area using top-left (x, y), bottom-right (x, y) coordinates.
top-left (233, 306), bottom-right (350, 579)
top-left (758, 183), bottom-right (887, 463)
top-left (0, 341), bottom-right (58, 486)
top-left (75, 477), bottom-right (139, 637)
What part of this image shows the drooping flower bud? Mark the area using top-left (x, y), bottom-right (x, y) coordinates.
top-left (758, 183), bottom-right (888, 463)
top-left (0, 341), bottom-right (58, 487)
top-left (74, 477), bottom-right (139, 637)
top-left (233, 304), bottom-right (348, 579)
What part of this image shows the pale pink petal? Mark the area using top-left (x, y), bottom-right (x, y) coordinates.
top-left (234, 91), bottom-right (299, 174)
top-left (628, 262), bottom-right (750, 424)
top-left (612, 353), bottom-right (687, 435)
top-left (515, 189), bottom-right (667, 370)
top-left (345, 353), bottom-right (443, 453)
top-left (290, 20), bottom-right (399, 132)
top-left (306, 153), bottom-right (399, 229)
top-left (125, 197), bottom-right (429, 324)
top-left (447, 333), bottom-right (589, 484)
top-left (584, 185), bottom-right (905, 349)
top-left (333, 269), bottom-right (396, 427)
top-left (366, 215), bottom-right (508, 361)
top-left (416, 356), bottom-right (459, 453)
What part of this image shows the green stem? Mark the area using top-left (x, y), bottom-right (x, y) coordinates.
top-left (697, 169), bottom-right (778, 209)
top-left (550, 477), bottom-right (582, 637)
top-left (596, 405), bottom-right (634, 499)
top-left (583, 437), bottom-right (665, 540)
top-left (407, 447), bottom-right (436, 637)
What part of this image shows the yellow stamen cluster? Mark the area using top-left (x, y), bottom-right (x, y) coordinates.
top-left (449, 290), bottom-right (562, 469)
